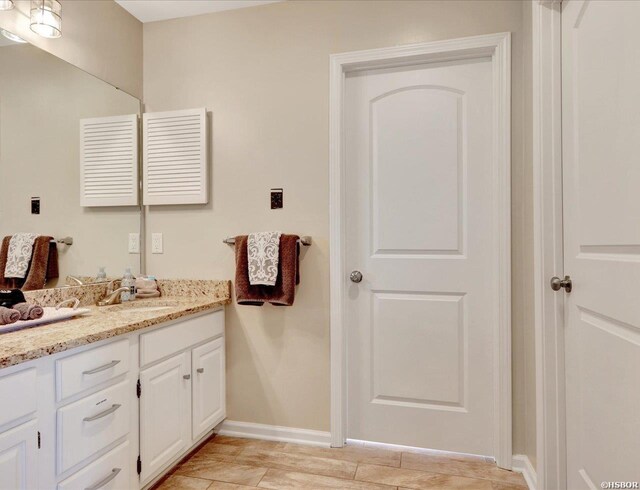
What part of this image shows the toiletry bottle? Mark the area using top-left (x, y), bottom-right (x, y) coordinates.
top-left (97, 267), bottom-right (107, 280)
top-left (121, 268), bottom-right (135, 302)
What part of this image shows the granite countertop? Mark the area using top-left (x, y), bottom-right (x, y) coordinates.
top-left (0, 280), bottom-right (231, 369)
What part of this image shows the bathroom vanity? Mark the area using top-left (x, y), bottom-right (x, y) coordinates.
top-left (0, 280), bottom-right (230, 489)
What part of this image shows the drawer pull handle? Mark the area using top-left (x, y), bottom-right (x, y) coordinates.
top-left (183, 374), bottom-right (191, 380)
top-left (85, 468), bottom-right (121, 490)
top-left (83, 404), bottom-right (121, 422)
top-left (83, 360), bottom-right (121, 375)
top-left (197, 368), bottom-right (204, 374)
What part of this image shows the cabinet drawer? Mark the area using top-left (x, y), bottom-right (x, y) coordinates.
top-left (57, 380), bottom-right (130, 474)
top-left (56, 339), bottom-right (130, 401)
top-left (0, 368), bottom-right (37, 428)
top-left (58, 441), bottom-right (130, 490)
top-left (140, 309), bottom-right (224, 367)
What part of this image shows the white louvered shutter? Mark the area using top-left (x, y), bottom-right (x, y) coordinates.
top-left (143, 108), bottom-right (208, 205)
top-left (80, 114), bottom-right (139, 207)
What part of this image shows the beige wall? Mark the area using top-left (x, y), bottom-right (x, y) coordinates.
top-left (517, 0), bottom-right (537, 467)
top-left (0, 44), bottom-right (142, 285)
top-left (143, 0), bottom-right (535, 461)
top-left (0, 0), bottom-right (142, 98)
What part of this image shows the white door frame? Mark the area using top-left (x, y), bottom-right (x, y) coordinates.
top-left (532, 2), bottom-right (566, 489)
top-left (329, 32), bottom-right (513, 469)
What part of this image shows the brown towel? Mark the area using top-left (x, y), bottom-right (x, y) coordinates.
top-left (12, 303), bottom-right (44, 321)
top-left (235, 234), bottom-right (300, 306)
top-left (0, 306), bottom-right (21, 325)
top-left (0, 236), bottom-right (59, 291)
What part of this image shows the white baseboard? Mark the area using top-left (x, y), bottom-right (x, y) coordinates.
top-left (512, 454), bottom-right (537, 490)
top-left (216, 420), bottom-right (331, 447)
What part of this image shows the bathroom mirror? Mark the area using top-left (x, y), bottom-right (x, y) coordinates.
top-left (0, 29), bottom-right (142, 290)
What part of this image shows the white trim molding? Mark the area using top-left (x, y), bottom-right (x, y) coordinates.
top-left (329, 32), bottom-right (512, 468)
top-left (532, 1), bottom-right (566, 489)
top-left (217, 420), bottom-right (331, 447)
top-left (513, 454), bottom-right (538, 490)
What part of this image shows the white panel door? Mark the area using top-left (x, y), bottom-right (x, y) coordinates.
top-left (345, 57), bottom-right (495, 455)
top-left (192, 337), bottom-right (225, 440)
top-left (139, 352), bottom-right (191, 483)
top-left (562, 1), bottom-right (640, 487)
top-left (0, 420), bottom-right (38, 490)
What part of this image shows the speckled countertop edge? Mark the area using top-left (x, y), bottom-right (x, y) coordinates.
top-left (0, 280), bottom-right (231, 370)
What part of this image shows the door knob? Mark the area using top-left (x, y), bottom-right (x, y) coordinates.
top-left (350, 271), bottom-right (363, 283)
top-left (550, 275), bottom-right (572, 293)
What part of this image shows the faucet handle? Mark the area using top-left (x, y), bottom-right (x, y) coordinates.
top-left (106, 279), bottom-right (120, 295)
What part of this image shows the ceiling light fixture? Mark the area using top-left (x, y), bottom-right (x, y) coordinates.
top-left (0, 28), bottom-right (27, 43)
top-left (0, 0), bottom-right (14, 11)
top-left (30, 0), bottom-right (61, 39)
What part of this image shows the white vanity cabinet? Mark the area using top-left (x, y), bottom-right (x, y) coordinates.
top-left (138, 310), bottom-right (226, 485)
top-left (192, 337), bottom-right (225, 440)
top-left (139, 351), bottom-right (192, 482)
top-left (0, 419), bottom-right (39, 490)
top-left (0, 306), bottom-right (225, 490)
top-left (0, 368), bottom-right (38, 490)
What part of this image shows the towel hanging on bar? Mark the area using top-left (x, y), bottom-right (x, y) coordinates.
top-left (223, 235), bottom-right (312, 247)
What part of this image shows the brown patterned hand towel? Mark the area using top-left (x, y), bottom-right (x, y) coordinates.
top-left (235, 234), bottom-right (300, 306)
top-left (0, 306), bottom-right (21, 325)
top-left (12, 303), bottom-right (44, 321)
top-left (0, 236), bottom-right (59, 291)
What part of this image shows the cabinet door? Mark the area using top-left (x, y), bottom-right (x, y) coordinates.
top-left (192, 337), bottom-right (225, 440)
top-left (139, 352), bottom-right (190, 484)
top-left (0, 420), bottom-right (38, 490)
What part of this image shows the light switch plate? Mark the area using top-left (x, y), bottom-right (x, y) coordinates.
top-left (128, 233), bottom-right (140, 254)
top-left (152, 233), bottom-right (163, 254)
top-left (270, 188), bottom-right (283, 209)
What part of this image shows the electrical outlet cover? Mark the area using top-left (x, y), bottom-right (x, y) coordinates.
top-left (128, 233), bottom-right (140, 254)
top-left (152, 233), bottom-right (163, 254)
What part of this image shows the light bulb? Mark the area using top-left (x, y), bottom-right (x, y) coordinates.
top-left (30, 0), bottom-right (62, 39)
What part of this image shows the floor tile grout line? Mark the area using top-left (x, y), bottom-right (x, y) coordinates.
top-left (255, 466), bottom-right (268, 488)
top-left (214, 441), bottom-right (401, 469)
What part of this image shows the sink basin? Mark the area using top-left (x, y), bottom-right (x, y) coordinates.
top-left (123, 305), bottom-right (175, 313)
top-left (106, 301), bottom-right (178, 313)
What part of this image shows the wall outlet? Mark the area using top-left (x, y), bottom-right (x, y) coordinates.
top-left (128, 233), bottom-right (140, 254)
top-left (152, 233), bottom-right (163, 254)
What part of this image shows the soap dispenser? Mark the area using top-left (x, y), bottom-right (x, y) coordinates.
top-left (121, 268), bottom-right (136, 302)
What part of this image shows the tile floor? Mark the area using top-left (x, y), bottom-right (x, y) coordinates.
top-left (155, 435), bottom-right (527, 489)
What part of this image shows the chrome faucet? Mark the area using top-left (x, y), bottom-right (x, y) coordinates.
top-left (97, 280), bottom-right (128, 306)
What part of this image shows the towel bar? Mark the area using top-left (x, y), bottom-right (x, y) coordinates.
top-left (223, 235), bottom-right (312, 247)
top-left (51, 237), bottom-right (73, 246)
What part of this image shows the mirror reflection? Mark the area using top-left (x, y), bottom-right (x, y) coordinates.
top-left (0, 31), bottom-right (141, 290)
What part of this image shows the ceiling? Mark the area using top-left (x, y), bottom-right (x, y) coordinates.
top-left (115, 0), bottom-right (282, 23)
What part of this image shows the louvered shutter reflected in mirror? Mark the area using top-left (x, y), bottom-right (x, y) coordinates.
top-left (142, 108), bottom-right (208, 205)
top-left (80, 114), bottom-right (139, 207)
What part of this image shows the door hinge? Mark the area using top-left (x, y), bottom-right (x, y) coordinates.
top-left (37, 431), bottom-right (41, 449)
top-left (137, 455), bottom-right (142, 475)
top-left (136, 379), bottom-right (141, 398)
